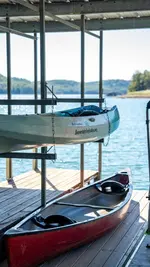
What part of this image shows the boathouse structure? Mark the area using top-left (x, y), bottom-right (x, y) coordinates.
top-left (0, 0), bottom-right (150, 266)
top-left (0, 0), bottom-right (150, 207)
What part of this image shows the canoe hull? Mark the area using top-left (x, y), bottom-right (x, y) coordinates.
top-left (6, 201), bottom-right (130, 267)
top-left (5, 171), bottom-right (132, 267)
top-left (0, 105), bottom-right (119, 153)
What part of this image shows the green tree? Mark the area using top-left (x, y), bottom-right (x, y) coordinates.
top-left (143, 70), bottom-right (150, 89)
top-left (128, 71), bottom-right (146, 92)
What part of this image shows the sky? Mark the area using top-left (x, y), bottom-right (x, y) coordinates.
top-left (0, 28), bottom-right (150, 82)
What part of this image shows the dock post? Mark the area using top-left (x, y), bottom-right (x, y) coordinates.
top-left (32, 31), bottom-right (38, 171)
top-left (40, 0), bottom-right (47, 207)
top-left (146, 101), bottom-right (150, 232)
top-left (98, 30), bottom-right (103, 180)
top-left (80, 14), bottom-right (85, 188)
top-left (6, 16), bottom-right (12, 180)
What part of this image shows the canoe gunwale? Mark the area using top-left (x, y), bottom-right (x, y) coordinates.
top-left (0, 105), bottom-right (116, 118)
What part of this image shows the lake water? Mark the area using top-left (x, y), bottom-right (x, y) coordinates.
top-left (0, 94), bottom-right (149, 190)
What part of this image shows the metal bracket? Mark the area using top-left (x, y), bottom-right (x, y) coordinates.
top-left (0, 152), bottom-right (57, 160)
top-left (56, 98), bottom-right (105, 103)
top-left (0, 24), bottom-right (36, 40)
top-left (94, 138), bottom-right (104, 143)
top-left (0, 98), bottom-right (104, 105)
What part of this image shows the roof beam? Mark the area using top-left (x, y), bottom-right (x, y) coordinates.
top-left (12, 0), bottom-right (100, 38)
top-left (0, 0), bottom-right (150, 17)
top-left (0, 17), bottom-right (150, 33)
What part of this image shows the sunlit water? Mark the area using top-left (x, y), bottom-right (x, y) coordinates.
top-left (0, 94), bottom-right (149, 190)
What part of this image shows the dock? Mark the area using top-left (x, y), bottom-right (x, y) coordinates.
top-left (0, 168), bottom-right (98, 232)
top-left (126, 233), bottom-right (150, 267)
top-left (0, 183), bottom-right (148, 267)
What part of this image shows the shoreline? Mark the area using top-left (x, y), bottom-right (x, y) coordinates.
top-left (118, 95), bottom-right (150, 98)
top-left (118, 90), bottom-right (150, 98)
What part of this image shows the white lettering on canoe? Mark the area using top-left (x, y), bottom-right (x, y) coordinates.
top-left (75, 128), bottom-right (97, 135)
top-left (72, 122), bottom-right (83, 126)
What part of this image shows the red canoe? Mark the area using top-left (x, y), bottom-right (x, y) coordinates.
top-left (4, 170), bottom-right (132, 267)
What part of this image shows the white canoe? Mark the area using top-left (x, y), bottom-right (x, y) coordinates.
top-left (0, 105), bottom-right (120, 153)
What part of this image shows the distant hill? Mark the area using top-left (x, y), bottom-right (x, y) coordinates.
top-left (0, 74), bottom-right (130, 95)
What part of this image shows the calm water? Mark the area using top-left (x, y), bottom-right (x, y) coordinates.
top-left (0, 94), bottom-right (149, 190)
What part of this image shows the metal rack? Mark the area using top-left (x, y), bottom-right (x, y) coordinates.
top-left (146, 101), bottom-right (150, 232)
top-left (1, 0), bottom-right (104, 208)
top-left (3, 0), bottom-right (58, 207)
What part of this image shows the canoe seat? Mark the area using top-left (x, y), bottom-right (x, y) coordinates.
top-left (32, 214), bottom-right (76, 229)
top-left (95, 180), bottom-right (128, 195)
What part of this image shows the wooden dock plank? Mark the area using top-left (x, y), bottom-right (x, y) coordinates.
top-left (0, 170), bottom-right (35, 187)
top-left (104, 217), bottom-right (147, 266)
top-left (59, 192), bottom-right (144, 267)
top-left (101, 192), bottom-right (147, 251)
top-left (126, 232), bottom-right (150, 267)
top-left (87, 192), bottom-right (148, 267)
top-left (40, 190), bottom-right (148, 267)
top-left (0, 168), bottom-right (97, 229)
top-left (68, 192), bottom-right (146, 267)
top-left (1, 177), bottom-right (72, 218)
top-left (22, 170), bottom-right (97, 212)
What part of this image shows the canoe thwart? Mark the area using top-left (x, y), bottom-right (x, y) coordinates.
top-left (55, 202), bottom-right (115, 210)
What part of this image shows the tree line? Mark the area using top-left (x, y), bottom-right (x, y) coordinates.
top-left (128, 70), bottom-right (150, 92)
top-left (1, 71), bottom-right (150, 95)
top-left (0, 74), bottom-right (129, 95)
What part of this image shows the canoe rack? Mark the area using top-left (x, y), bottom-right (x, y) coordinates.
top-left (0, 152), bottom-right (56, 160)
top-left (1, 8), bottom-right (105, 213)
